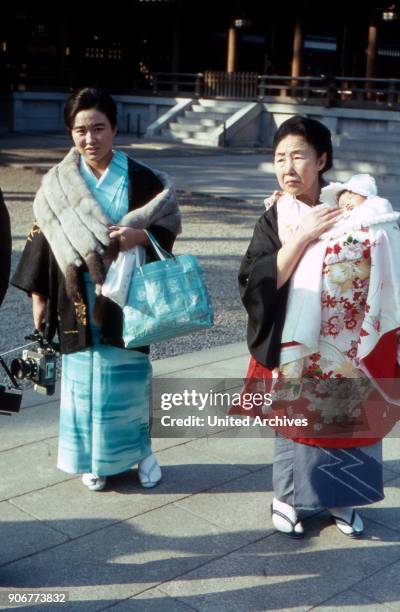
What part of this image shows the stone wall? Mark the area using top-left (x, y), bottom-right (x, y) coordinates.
top-left (4, 92), bottom-right (177, 134)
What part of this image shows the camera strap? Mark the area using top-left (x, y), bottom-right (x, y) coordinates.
top-left (0, 341), bottom-right (38, 359)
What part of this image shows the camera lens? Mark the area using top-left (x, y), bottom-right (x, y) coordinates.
top-left (10, 358), bottom-right (37, 380)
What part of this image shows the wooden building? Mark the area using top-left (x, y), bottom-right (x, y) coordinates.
top-left (1, 1), bottom-right (399, 94)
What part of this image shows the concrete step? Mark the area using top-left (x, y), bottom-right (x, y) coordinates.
top-left (337, 132), bottom-right (400, 144)
top-left (333, 148), bottom-right (395, 163)
top-left (191, 105), bottom-right (236, 117)
top-left (335, 153), bottom-right (397, 166)
top-left (164, 127), bottom-right (192, 140)
top-left (156, 130), bottom-right (208, 145)
top-left (169, 122), bottom-right (216, 136)
top-left (176, 115), bottom-right (220, 128)
top-left (178, 136), bottom-right (218, 146)
top-left (163, 125), bottom-right (218, 144)
top-left (337, 139), bottom-right (400, 154)
top-left (333, 157), bottom-right (400, 176)
top-left (197, 99), bottom-right (246, 111)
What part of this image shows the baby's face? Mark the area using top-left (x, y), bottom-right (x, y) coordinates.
top-left (337, 190), bottom-right (367, 209)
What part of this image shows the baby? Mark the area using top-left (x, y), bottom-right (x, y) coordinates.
top-left (321, 173), bottom-right (378, 210)
top-left (319, 173), bottom-right (399, 232)
top-left (269, 173), bottom-right (396, 247)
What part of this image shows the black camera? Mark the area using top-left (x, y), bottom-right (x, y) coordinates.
top-left (10, 332), bottom-right (57, 396)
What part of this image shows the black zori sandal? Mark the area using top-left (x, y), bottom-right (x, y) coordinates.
top-left (271, 504), bottom-right (305, 539)
top-left (331, 509), bottom-right (364, 538)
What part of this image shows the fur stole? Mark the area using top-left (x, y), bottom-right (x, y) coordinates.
top-left (33, 148), bottom-right (181, 299)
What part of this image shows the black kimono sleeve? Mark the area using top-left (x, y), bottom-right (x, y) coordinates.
top-left (0, 189), bottom-right (11, 307)
top-left (146, 224), bottom-right (176, 256)
top-left (238, 207), bottom-right (290, 370)
top-left (11, 223), bottom-right (51, 298)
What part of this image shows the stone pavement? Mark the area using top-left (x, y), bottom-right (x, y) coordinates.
top-left (1, 134), bottom-right (400, 610)
top-left (1, 342), bottom-right (400, 611)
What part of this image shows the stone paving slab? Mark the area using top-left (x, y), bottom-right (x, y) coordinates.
top-left (174, 466), bottom-right (274, 543)
top-left (186, 437), bottom-right (276, 468)
top-left (351, 559), bottom-right (400, 610)
top-left (235, 517), bottom-right (400, 608)
top-left (151, 341), bottom-right (247, 377)
top-left (151, 437), bottom-right (193, 453)
top-left (0, 500), bottom-right (68, 566)
top-left (142, 443), bottom-right (249, 496)
top-left (362, 477), bottom-right (400, 534)
top-left (382, 438), bottom-right (400, 474)
top-left (0, 440), bottom-right (74, 501)
top-left (160, 515), bottom-right (400, 611)
top-left (166, 356), bottom-right (247, 379)
top-left (383, 467), bottom-right (400, 484)
top-left (312, 589), bottom-right (393, 611)
top-left (0, 504), bottom-right (249, 611)
top-left (109, 587), bottom-right (199, 611)
top-left (7, 439), bottom-right (252, 540)
top-left (159, 551), bottom-right (292, 612)
top-left (8, 474), bottom-right (184, 540)
top-left (0, 400), bottom-right (59, 452)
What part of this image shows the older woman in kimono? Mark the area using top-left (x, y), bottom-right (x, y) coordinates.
top-left (12, 88), bottom-right (181, 491)
top-left (238, 115), bottom-right (400, 538)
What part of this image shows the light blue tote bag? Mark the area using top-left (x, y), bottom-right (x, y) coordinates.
top-left (123, 232), bottom-right (213, 348)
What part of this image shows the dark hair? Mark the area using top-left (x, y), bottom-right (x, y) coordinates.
top-left (272, 115), bottom-right (333, 174)
top-left (64, 87), bottom-right (117, 130)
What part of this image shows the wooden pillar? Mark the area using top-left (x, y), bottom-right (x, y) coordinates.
top-left (227, 25), bottom-right (237, 73)
top-left (366, 16), bottom-right (377, 80)
top-left (291, 15), bottom-right (303, 77)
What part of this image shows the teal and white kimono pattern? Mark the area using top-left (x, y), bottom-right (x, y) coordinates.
top-left (57, 150), bottom-right (152, 476)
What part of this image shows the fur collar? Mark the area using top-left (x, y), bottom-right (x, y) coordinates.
top-left (33, 148), bottom-right (181, 298)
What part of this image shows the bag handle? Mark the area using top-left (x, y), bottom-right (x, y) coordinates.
top-left (143, 230), bottom-right (174, 261)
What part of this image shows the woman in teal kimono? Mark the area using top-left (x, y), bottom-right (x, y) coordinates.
top-left (12, 88), bottom-right (181, 491)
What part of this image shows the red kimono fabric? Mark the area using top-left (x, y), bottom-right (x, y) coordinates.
top-left (231, 331), bottom-right (400, 449)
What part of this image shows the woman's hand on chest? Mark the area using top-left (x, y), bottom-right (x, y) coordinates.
top-left (296, 207), bottom-right (342, 244)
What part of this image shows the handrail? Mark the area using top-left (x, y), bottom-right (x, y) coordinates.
top-left (4, 68), bottom-right (400, 109)
top-left (258, 75), bottom-right (400, 83)
top-left (153, 72), bottom-right (204, 78)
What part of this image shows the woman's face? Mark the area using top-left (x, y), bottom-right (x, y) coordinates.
top-left (274, 134), bottom-right (327, 203)
top-left (71, 108), bottom-right (117, 168)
